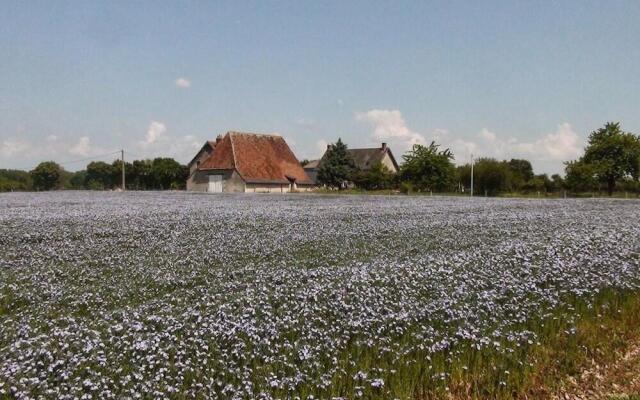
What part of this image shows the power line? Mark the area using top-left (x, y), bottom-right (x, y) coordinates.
top-left (54, 149), bottom-right (174, 169)
top-left (57, 151), bottom-right (121, 166)
top-left (123, 150), bottom-right (146, 160)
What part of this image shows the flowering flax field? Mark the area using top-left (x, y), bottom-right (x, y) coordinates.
top-left (1, 192), bottom-right (639, 399)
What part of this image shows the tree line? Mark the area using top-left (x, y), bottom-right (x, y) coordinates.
top-left (0, 158), bottom-right (188, 192)
top-left (316, 122), bottom-right (640, 196)
top-left (2, 122), bottom-right (639, 195)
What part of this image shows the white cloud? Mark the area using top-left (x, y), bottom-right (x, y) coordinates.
top-left (355, 109), bottom-right (427, 153)
top-left (355, 108), bottom-right (585, 174)
top-left (479, 128), bottom-right (496, 142)
top-left (284, 137), bottom-right (329, 162)
top-left (180, 135), bottom-right (202, 153)
top-left (429, 129), bottom-right (478, 161)
top-left (69, 136), bottom-right (91, 157)
top-left (315, 139), bottom-right (329, 155)
top-left (46, 135), bottom-right (58, 142)
top-left (524, 123), bottom-right (582, 160)
top-left (457, 123), bottom-right (584, 173)
top-left (174, 78), bottom-right (191, 88)
top-left (475, 123), bottom-right (582, 162)
top-left (145, 121), bottom-right (166, 144)
top-left (150, 134), bottom-right (200, 163)
top-left (0, 138), bottom-right (30, 157)
top-left (134, 124), bottom-right (202, 163)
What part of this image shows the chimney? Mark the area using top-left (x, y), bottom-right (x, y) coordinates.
top-left (216, 134), bottom-right (223, 144)
top-left (381, 142), bottom-right (387, 151)
top-left (327, 144), bottom-right (332, 150)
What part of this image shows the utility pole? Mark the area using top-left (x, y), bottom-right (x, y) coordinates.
top-left (121, 149), bottom-right (125, 191)
top-left (470, 153), bottom-right (474, 197)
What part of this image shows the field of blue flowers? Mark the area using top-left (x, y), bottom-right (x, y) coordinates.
top-left (1, 192), bottom-right (639, 399)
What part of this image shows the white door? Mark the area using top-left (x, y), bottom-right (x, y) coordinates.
top-left (208, 175), bottom-right (223, 193)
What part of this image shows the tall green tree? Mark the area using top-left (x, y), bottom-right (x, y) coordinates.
top-left (564, 160), bottom-right (598, 193)
top-left (130, 159), bottom-right (153, 189)
top-left (68, 170), bottom-right (88, 190)
top-left (317, 138), bottom-right (357, 189)
top-left (508, 159), bottom-right (534, 189)
top-left (581, 122), bottom-right (640, 195)
top-left (86, 161), bottom-right (116, 190)
top-left (30, 161), bottom-right (63, 191)
top-left (150, 158), bottom-right (188, 190)
top-left (400, 142), bottom-right (455, 192)
top-left (459, 158), bottom-right (513, 195)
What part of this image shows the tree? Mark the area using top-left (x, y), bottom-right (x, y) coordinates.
top-left (68, 170), bottom-right (88, 190)
top-left (565, 160), bottom-right (598, 193)
top-left (400, 142), bottom-right (456, 192)
top-left (86, 161), bottom-right (116, 190)
top-left (507, 159), bottom-right (534, 190)
top-left (456, 164), bottom-right (471, 192)
top-left (522, 175), bottom-right (545, 193)
top-left (317, 138), bottom-right (357, 189)
top-left (617, 177), bottom-right (640, 195)
top-left (150, 158), bottom-right (188, 190)
top-left (508, 159), bottom-right (534, 179)
top-left (30, 161), bottom-right (63, 191)
top-left (130, 159), bottom-right (153, 189)
top-left (461, 158), bottom-right (513, 195)
top-left (538, 174), bottom-right (554, 193)
top-left (0, 169), bottom-right (32, 192)
top-left (550, 174), bottom-right (564, 192)
top-left (581, 122), bottom-right (640, 195)
top-left (111, 160), bottom-right (133, 190)
top-left (352, 162), bottom-right (394, 190)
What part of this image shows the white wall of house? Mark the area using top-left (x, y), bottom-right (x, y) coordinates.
top-left (245, 182), bottom-right (313, 193)
top-left (187, 170), bottom-right (246, 193)
top-left (246, 183), bottom-right (290, 193)
top-left (381, 152), bottom-right (399, 173)
top-left (188, 170), bottom-right (313, 193)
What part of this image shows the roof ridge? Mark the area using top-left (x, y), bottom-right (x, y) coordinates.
top-left (199, 132), bottom-right (312, 185)
top-left (226, 130), bottom-right (282, 138)
top-left (229, 133), bottom-right (238, 170)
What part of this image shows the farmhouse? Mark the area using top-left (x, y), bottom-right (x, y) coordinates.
top-left (302, 159), bottom-right (321, 185)
top-left (343, 143), bottom-right (399, 173)
top-left (187, 131), bottom-right (313, 193)
top-left (305, 142), bottom-right (400, 184)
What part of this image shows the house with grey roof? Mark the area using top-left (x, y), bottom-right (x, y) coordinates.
top-left (305, 142), bottom-right (399, 185)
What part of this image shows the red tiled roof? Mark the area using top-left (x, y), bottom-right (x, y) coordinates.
top-left (198, 134), bottom-right (235, 170)
top-left (198, 132), bottom-right (312, 184)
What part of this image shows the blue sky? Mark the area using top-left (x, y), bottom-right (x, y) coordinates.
top-left (1, 1), bottom-right (639, 174)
